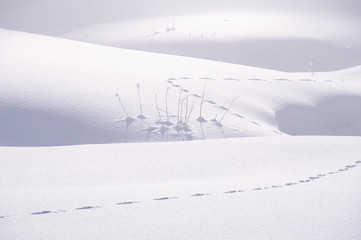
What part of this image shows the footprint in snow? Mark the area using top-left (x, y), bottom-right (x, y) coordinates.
top-left (224, 190), bottom-right (238, 194)
top-left (346, 165), bottom-right (356, 168)
top-left (309, 176), bottom-right (319, 180)
top-left (31, 211), bottom-right (52, 215)
top-left (76, 206), bottom-right (99, 210)
top-left (116, 201), bottom-right (140, 205)
top-left (233, 113), bottom-right (244, 118)
top-left (223, 78), bottom-right (240, 82)
top-left (191, 193), bottom-right (210, 197)
top-left (153, 197), bottom-right (178, 201)
top-left (251, 121), bottom-right (261, 126)
top-left (299, 180), bottom-right (311, 183)
top-left (191, 94), bottom-right (202, 98)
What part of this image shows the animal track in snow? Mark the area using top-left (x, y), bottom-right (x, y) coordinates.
top-left (1, 161), bottom-right (360, 220)
top-left (298, 79), bottom-right (314, 82)
top-left (154, 197), bottom-right (178, 201)
top-left (166, 77), bottom-right (281, 136)
top-left (76, 206), bottom-right (99, 210)
top-left (31, 211), bottom-right (53, 215)
top-left (116, 201), bottom-right (141, 205)
top-left (248, 78), bottom-right (266, 82)
top-left (191, 193), bottom-right (210, 197)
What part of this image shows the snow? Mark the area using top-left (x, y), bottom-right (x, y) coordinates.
top-left (61, 13), bottom-right (361, 72)
top-left (1, 29), bottom-right (361, 146)
top-left (1, 137), bottom-right (361, 239)
top-left (1, 1), bottom-right (361, 239)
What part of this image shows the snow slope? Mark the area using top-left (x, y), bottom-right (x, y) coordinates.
top-left (61, 13), bottom-right (361, 72)
top-left (1, 136), bottom-right (361, 240)
top-left (1, 28), bottom-right (361, 146)
top-left (1, 4), bottom-right (361, 238)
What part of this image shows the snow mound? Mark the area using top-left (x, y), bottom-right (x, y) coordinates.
top-left (1, 28), bottom-right (361, 146)
top-left (1, 136), bottom-right (361, 240)
top-left (62, 14), bottom-right (361, 72)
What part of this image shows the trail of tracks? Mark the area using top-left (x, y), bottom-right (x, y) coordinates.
top-left (1, 160), bottom-right (360, 220)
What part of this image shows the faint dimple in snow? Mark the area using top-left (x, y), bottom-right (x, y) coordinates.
top-left (248, 78), bottom-right (266, 82)
top-left (153, 197), bottom-right (178, 201)
top-left (233, 113), bottom-right (244, 118)
top-left (76, 206), bottom-right (99, 210)
top-left (191, 193), bottom-right (210, 197)
top-left (274, 78), bottom-right (292, 81)
top-left (346, 165), bottom-right (356, 168)
top-left (223, 77), bottom-right (240, 82)
top-left (225, 190), bottom-right (238, 194)
top-left (116, 201), bottom-right (141, 205)
top-left (298, 79), bottom-right (313, 82)
top-left (191, 93), bottom-right (202, 98)
top-left (218, 105), bottom-right (228, 110)
top-left (198, 77), bottom-right (215, 80)
top-left (251, 121), bottom-right (261, 126)
top-left (31, 211), bottom-right (52, 215)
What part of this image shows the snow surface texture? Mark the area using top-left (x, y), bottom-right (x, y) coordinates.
top-left (1, 1), bottom-right (361, 239)
top-left (1, 137), bottom-right (361, 240)
top-left (1, 29), bottom-right (361, 146)
top-left (62, 14), bottom-right (361, 72)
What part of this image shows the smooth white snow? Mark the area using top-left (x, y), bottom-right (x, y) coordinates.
top-left (61, 13), bottom-right (361, 72)
top-left (1, 28), bottom-right (361, 146)
top-left (1, 1), bottom-right (361, 239)
top-left (1, 137), bottom-right (361, 240)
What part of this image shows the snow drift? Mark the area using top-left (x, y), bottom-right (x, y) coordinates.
top-left (1, 28), bottom-right (361, 146)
